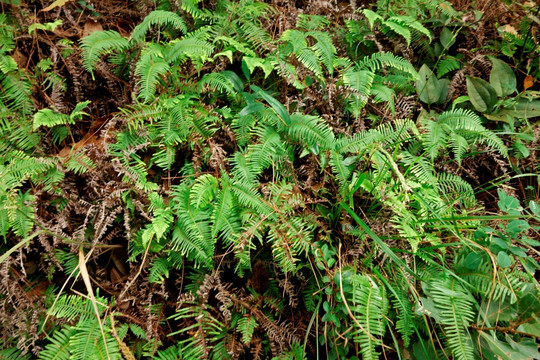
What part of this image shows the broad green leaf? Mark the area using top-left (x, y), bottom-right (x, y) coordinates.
top-left (499, 99), bottom-right (540, 119)
top-left (479, 333), bottom-right (517, 360)
top-left (466, 76), bottom-right (497, 113)
top-left (416, 64), bottom-right (441, 105)
top-left (530, 200), bottom-right (539, 215)
top-left (489, 58), bottom-right (516, 97)
top-left (464, 252), bottom-right (482, 270)
top-left (497, 251), bottom-right (512, 268)
top-left (505, 335), bottom-right (540, 359)
top-left (250, 85), bottom-right (290, 126)
top-left (497, 189), bottom-right (522, 215)
top-left (506, 219), bottom-right (530, 236)
top-left (437, 78), bottom-right (450, 103)
top-left (440, 27), bottom-right (456, 49)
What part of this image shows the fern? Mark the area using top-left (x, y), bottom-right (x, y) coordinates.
top-left (80, 30), bottom-right (129, 77)
top-left (287, 113), bottom-right (335, 152)
top-left (428, 277), bottom-right (476, 360)
top-left (387, 282), bottom-right (415, 347)
top-left (38, 327), bottom-right (76, 360)
top-left (437, 56), bottom-right (462, 78)
top-left (422, 108), bottom-right (507, 164)
top-left (279, 29), bottom-right (337, 79)
top-left (0, 348), bottom-right (32, 360)
top-left (356, 52), bottom-right (417, 78)
top-left (69, 318), bottom-right (121, 360)
top-left (135, 44), bottom-right (171, 102)
top-left (197, 72), bottom-right (237, 96)
top-left (237, 315), bottom-right (258, 344)
top-left (455, 255), bottom-right (522, 303)
top-left (170, 183), bottom-right (214, 268)
top-left (351, 274), bottom-right (388, 360)
top-left (130, 10), bottom-right (187, 43)
top-left (165, 37), bottom-right (214, 64)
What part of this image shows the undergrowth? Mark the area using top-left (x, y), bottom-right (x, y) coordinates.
top-left (0, 0), bottom-right (539, 359)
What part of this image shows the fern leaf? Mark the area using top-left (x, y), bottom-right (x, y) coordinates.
top-left (310, 32), bottom-right (336, 73)
top-left (351, 274), bottom-right (388, 360)
top-left (38, 327), bottom-right (76, 360)
top-left (135, 45), bottom-right (170, 102)
top-left (171, 184), bottom-right (214, 268)
top-left (33, 108), bottom-right (69, 130)
top-left (1, 70), bottom-right (33, 113)
top-left (197, 72), bottom-right (236, 95)
top-left (437, 57), bottom-right (462, 78)
top-left (166, 37), bottom-right (214, 64)
top-left (70, 319), bottom-right (121, 360)
top-left (383, 18), bottom-right (412, 46)
top-left (288, 113), bottom-right (335, 151)
top-left (80, 30), bottom-right (129, 77)
top-left (429, 278), bottom-right (476, 360)
top-left (131, 10), bottom-right (187, 43)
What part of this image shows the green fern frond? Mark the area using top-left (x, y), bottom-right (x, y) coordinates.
top-left (455, 256), bottom-right (521, 303)
top-left (131, 10), bottom-right (187, 43)
top-left (383, 18), bottom-right (412, 46)
top-left (356, 52), bottom-right (418, 78)
top-left (288, 113), bottom-right (335, 151)
top-left (297, 14), bottom-right (330, 31)
top-left (0, 348), bottom-right (31, 360)
top-left (165, 37), bottom-right (214, 64)
top-left (309, 31), bottom-right (336, 73)
top-left (80, 30), bottom-right (129, 77)
top-left (351, 274), bottom-right (388, 360)
top-left (422, 108), bottom-right (507, 164)
top-left (70, 318), bottom-right (121, 360)
top-left (180, 0), bottom-right (213, 20)
top-left (1, 69), bottom-right (33, 113)
top-left (429, 278), bottom-right (476, 360)
top-left (149, 256), bottom-right (173, 283)
top-left (197, 72), bottom-right (236, 95)
top-left (38, 327), bottom-right (76, 360)
top-left (437, 57), bottom-right (462, 77)
top-left (436, 172), bottom-right (476, 208)
top-left (248, 125), bottom-right (286, 174)
top-left (170, 183), bottom-right (214, 268)
top-left (343, 69), bottom-right (375, 95)
top-left (240, 21), bottom-right (273, 52)
top-left (135, 44), bottom-right (171, 102)
top-left (295, 47), bottom-right (322, 77)
top-left (237, 315), bottom-right (258, 344)
top-left (387, 282), bottom-right (415, 347)
top-left (47, 293), bottom-right (107, 322)
top-left (190, 174), bottom-right (219, 208)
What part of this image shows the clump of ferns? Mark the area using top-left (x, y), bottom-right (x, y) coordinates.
top-left (165, 270), bottom-right (303, 359)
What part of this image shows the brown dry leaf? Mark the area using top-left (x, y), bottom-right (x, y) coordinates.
top-left (57, 133), bottom-right (100, 158)
top-left (502, 24), bottom-right (518, 36)
top-left (78, 247), bottom-right (112, 359)
top-left (83, 20), bottom-right (103, 37)
top-left (41, 0), bottom-right (73, 12)
top-left (12, 49), bottom-right (28, 68)
top-left (524, 75), bottom-right (534, 90)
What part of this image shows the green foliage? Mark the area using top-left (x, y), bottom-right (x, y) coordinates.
top-left (80, 30), bottom-right (129, 77)
top-left (420, 108), bottom-right (507, 164)
top-left (351, 274), bottom-right (388, 360)
top-left (130, 10), bottom-right (187, 43)
top-left (1, 1), bottom-right (539, 359)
